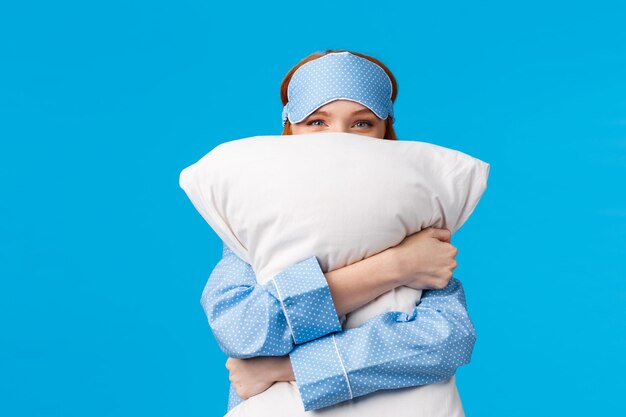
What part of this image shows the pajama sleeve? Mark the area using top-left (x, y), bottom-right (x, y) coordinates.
top-left (200, 241), bottom-right (343, 359)
top-left (288, 277), bottom-right (477, 411)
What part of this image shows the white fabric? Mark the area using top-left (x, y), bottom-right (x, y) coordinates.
top-left (179, 131), bottom-right (490, 417)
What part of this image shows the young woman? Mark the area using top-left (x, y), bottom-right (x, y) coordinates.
top-left (200, 50), bottom-right (476, 415)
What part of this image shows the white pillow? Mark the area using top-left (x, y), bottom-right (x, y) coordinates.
top-left (179, 131), bottom-right (490, 417)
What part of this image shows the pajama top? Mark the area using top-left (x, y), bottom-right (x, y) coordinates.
top-left (201, 242), bottom-right (476, 413)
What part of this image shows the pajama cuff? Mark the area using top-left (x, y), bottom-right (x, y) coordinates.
top-left (270, 255), bottom-right (343, 344)
top-left (289, 334), bottom-right (353, 411)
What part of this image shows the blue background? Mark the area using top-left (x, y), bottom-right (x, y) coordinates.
top-left (1, 1), bottom-right (624, 416)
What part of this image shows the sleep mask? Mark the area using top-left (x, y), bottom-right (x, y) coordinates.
top-left (281, 51), bottom-right (395, 127)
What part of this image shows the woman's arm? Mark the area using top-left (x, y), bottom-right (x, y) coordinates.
top-left (288, 277), bottom-right (476, 411)
top-left (200, 241), bottom-right (402, 358)
top-left (228, 277), bottom-right (476, 412)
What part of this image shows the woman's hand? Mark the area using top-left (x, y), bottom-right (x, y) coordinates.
top-left (226, 356), bottom-right (294, 400)
top-left (390, 227), bottom-right (458, 290)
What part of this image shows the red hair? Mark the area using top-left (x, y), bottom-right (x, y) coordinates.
top-left (280, 49), bottom-right (399, 141)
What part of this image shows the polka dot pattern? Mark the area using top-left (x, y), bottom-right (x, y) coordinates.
top-left (200, 242), bottom-right (341, 358)
top-left (281, 51), bottom-right (395, 127)
top-left (288, 278), bottom-right (477, 411)
top-left (202, 242), bottom-right (477, 414)
top-left (286, 335), bottom-right (353, 409)
top-left (271, 257), bottom-right (343, 344)
top-left (200, 242), bottom-right (344, 412)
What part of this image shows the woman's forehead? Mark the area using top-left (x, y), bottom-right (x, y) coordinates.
top-left (313, 99), bottom-right (376, 116)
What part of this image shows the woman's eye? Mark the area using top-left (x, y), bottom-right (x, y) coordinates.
top-left (305, 119), bottom-right (373, 128)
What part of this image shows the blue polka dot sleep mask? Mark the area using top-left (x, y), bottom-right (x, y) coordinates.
top-left (281, 51), bottom-right (395, 128)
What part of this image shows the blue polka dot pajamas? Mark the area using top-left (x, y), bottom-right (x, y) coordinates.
top-left (200, 242), bottom-right (477, 413)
